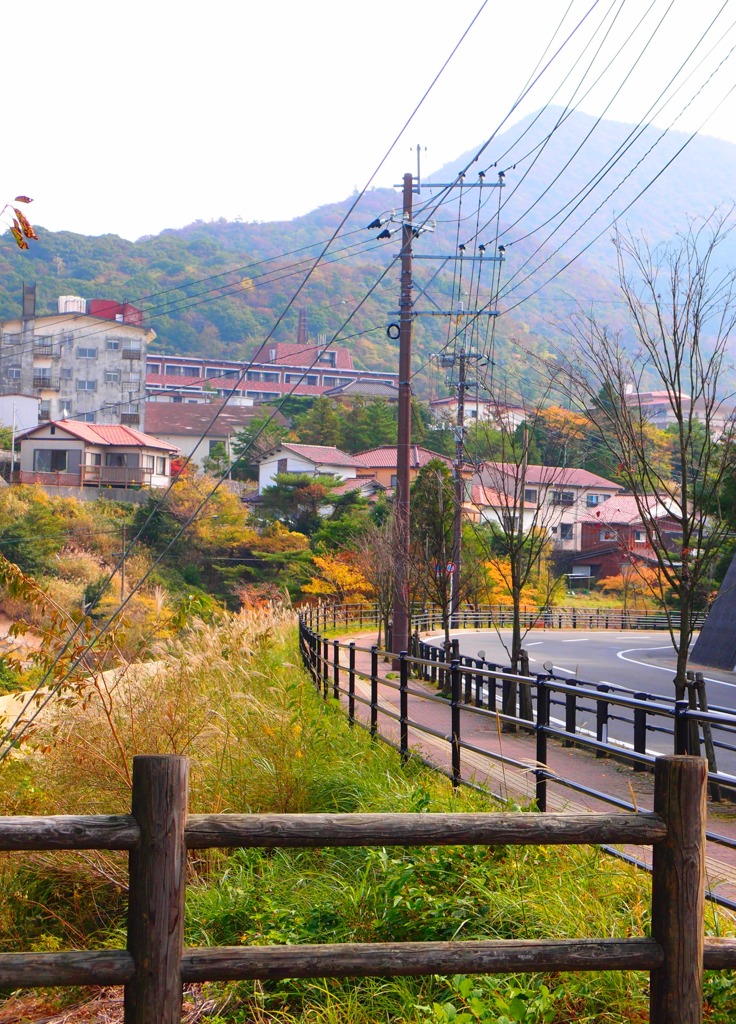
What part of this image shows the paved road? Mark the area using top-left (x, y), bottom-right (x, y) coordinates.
top-left (425, 628), bottom-right (736, 776)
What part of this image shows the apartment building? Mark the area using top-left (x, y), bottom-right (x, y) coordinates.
top-left (0, 287), bottom-right (154, 428)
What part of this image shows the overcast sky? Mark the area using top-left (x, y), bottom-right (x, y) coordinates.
top-left (8, 0), bottom-right (736, 240)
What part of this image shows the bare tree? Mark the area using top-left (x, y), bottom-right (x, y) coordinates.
top-left (352, 517), bottom-right (398, 649)
top-left (565, 215), bottom-right (736, 699)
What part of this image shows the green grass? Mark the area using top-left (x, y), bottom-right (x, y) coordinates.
top-left (0, 606), bottom-right (733, 1022)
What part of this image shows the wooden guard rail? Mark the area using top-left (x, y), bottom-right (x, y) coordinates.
top-left (1, 755), bottom-right (735, 1023)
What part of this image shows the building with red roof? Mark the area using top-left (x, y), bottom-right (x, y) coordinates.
top-left (17, 419), bottom-right (178, 492)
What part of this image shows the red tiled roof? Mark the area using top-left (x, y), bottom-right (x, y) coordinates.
top-left (354, 445), bottom-right (452, 469)
top-left (578, 494), bottom-right (671, 525)
top-left (21, 419), bottom-right (178, 451)
top-left (471, 483), bottom-right (510, 507)
top-left (275, 443), bottom-right (369, 469)
top-left (482, 463), bottom-right (620, 489)
top-left (144, 401), bottom-right (284, 437)
top-left (250, 341), bottom-right (354, 370)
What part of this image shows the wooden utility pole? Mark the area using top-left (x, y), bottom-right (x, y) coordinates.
top-left (391, 172), bottom-right (415, 660)
top-left (451, 346), bottom-right (467, 628)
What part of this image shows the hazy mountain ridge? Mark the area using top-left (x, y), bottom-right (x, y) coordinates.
top-left (1, 108), bottom-right (735, 397)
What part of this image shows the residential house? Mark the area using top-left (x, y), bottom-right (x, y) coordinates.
top-left (255, 442), bottom-right (374, 492)
top-left (143, 400), bottom-right (287, 474)
top-left (0, 287), bottom-right (154, 428)
top-left (353, 445), bottom-right (454, 490)
top-left (429, 397), bottom-right (526, 431)
top-left (567, 494), bottom-right (681, 584)
top-left (17, 420), bottom-right (178, 493)
top-left (477, 463), bottom-right (623, 550)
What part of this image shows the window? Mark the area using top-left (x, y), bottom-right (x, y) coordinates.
top-left (390, 474), bottom-right (398, 488)
top-left (323, 376), bottom-right (337, 386)
top-left (60, 367), bottom-right (73, 380)
top-left (79, 412), bottom-right (96, 422)
top-left (277, 458), bottom-right (288, 473)
top-left (141, 454), bottom-right (155, 470)
top-left (156, 456), bottom-right (166, 474)
top-left (105, 370), bottom-right (120, 384)
top-left (33, 449), bottom-right (68, 472)
top-left (106, 339), bottom-right (120, 351)
top-left (524, 488), bottom-right (537, 502)
top-left (106, 452), bottom-right (139, 467)
top-left (164, 364), bottom-right (199, 377)
top-left (6, 364), bottom-right (21, 379)
top-left (77, 347), bottom-right (97, 359)
top-left (76, 379), bottom-right (97, 391)
top-left (318, 351), bottom-right (336, 366)
top-left (586, 493), bottom-right (606, 507)
top-left (146, 363), bottom-right (161, 374)
top-left (208, 439), bottom-right (224, 453)
top-left (601, 530), bottom-right (617, 542)
top-left (87, 452), bottom-right (101, 466)
top-left (550, 490), bottom-right (575, 506)
top-left (284, 373), bottom-right (318, 384)
top-left (560, 523), bottom-right (574, 541)
top-left (634, 530), bottom-right (646, 543)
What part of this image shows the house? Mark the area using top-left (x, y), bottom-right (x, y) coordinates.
top-left (623, 390), bottom-right (736, 439)
top-left (255, 442), bottom-right (374, 493)
top-left (429, 397), bottom-right (526, 430)
top-left (17, 420), bottom-right (178, 492)
top-left (353, 445), bottom-right (455, 490)
top-left (478, 463), bottom-right (623, 550)
top-left (567, 494), bottom-right (681, 584)
top-left (143, 400), bottom-right (287, 474)
top-left (0, 286), bottom-right (154, 428)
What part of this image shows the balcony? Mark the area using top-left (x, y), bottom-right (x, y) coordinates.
top-left (33, 342), bottom-right (56, 357)
top-left (32, 375), bottom-right (60, 390)
top-left (122, 347), bottom-right (142, 360)
top-left (18, 466), bottom-right (155, 488)
top-left (120, 412), bottom-right (141, 425)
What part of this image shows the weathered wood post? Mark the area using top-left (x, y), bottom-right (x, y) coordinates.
top-left (332, 639), bottom-right (340, 700)
top-left (650, 755), bottom-right (706, 1024)
top-left (348, 642), bottom-right (356, 725)
top-left (399, 651), bottom-right (409, 760)
top-left (450, 659), bottom-right (462, 787)
top-left (125, 754), bottom-right (188, 1024)
top-left (370, 645), bottom-right (379, 737)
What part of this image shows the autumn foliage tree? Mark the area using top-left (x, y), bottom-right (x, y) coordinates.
top-left (302, 554), bottom-right (372, 604)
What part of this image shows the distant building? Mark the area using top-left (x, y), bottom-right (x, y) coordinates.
top-left (354, 445), bottom-right (454, 490)
top-left (0, 286), bottom-right (154, 428)
top-left (430, 397), bottom-right (526, 430)
top-left (145, 343), bottom-right (398, 403)
top-left (623, 389), bottom-right (736, 439)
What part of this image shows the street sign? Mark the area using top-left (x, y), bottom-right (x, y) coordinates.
top-left (446, 561), bottom-right (456, 574)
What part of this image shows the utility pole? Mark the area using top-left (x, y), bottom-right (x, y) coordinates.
top-left (392, 172), bottom-right (415, 660)
top-left (451, 346), bottom-right (467, 628)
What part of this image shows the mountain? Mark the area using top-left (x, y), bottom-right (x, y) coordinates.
top-left (2, 107), bottom-right (735, 400)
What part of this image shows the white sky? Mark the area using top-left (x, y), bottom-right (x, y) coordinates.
top-left (8, 0), bottom-right (736, 240)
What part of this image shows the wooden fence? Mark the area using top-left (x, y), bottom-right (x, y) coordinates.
top-left (1, 754), bottom-right (735, 1023)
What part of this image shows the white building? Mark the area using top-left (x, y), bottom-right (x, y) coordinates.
top-left (255, 442), bottom-right (373, 492)
top-left (0, 286), bottom-right (155, 428)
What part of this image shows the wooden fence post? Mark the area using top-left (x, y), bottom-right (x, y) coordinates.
top-left (125, 755), bottom-right (188, 1024)
top-left (650, 755), bottom-right (706, 1024)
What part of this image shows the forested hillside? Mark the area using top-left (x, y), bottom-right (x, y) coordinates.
top-left (2, 108), bottom-right (735, 399)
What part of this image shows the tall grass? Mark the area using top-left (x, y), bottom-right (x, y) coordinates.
top-left (0, 605), bottom-right (733, 1022)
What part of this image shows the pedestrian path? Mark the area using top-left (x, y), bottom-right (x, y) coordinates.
top-left (326, 633), bottom-right (736, 907)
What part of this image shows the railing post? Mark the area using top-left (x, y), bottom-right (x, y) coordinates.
top-left (348, 642), bottom-right (356, 725)
top-left (370, 645), bottom-right (379, 738)
top-left (596, 684), bottom-right (611, 757)
top-left (125, 755), bottom-right (188, 1024)
top-left (633, 692), bottom-right (648, 771)
top-left (399, 651), bottom-right (409, 760)
top-left (650, 756), bottom-right (706, 1024)
top-left (535, 678), bottom-right (549, 812)
top-left (674, 700), bottom-right (690, 755)
top-left (332, 639), bottom-right (340, 699)
top-left (450, 659), bottom-right (462, 787)
top-left (322, 638), bottom-right (329, 699)
top-left (564, 679), bottom-right (577, 746)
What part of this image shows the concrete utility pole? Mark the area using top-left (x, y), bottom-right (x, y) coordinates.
top-left (392, 172), bottom-right (415, 660)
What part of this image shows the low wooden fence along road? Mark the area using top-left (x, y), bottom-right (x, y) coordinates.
top-left (1, 755), bottom-right (736, 1022)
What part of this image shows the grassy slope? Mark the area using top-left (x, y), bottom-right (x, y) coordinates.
top-left (0, 608), bottom-right (733, 1022)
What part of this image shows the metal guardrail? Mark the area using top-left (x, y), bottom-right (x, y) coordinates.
top-left (299, 603), bottom-right (706, 635)
top-left (298, 618), bottom-right (736, 899)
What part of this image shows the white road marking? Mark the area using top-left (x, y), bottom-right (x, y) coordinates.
top-left (617, 648), bottom-right (736, 691)
top-left (526, 642), bottom-right (543, 646)
top-left (561, 638), bottom-right (590, 643)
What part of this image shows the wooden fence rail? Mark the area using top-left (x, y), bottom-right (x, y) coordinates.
top-left (1, 754), bottom-right (735, 1023)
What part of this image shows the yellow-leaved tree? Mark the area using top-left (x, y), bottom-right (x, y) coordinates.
top-left (303, 555), bottom-right (373, 604)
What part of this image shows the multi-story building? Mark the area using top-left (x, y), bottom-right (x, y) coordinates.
top-left (145, 342), bottom-right (399, 403)
top-left (0, 286), bottom-right (155, 428)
